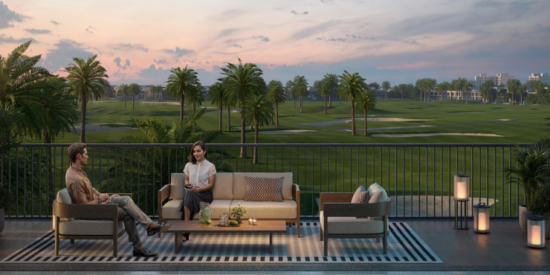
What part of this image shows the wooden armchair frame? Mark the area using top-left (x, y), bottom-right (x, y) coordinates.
top-left (320, 192), bottom-right (391, 256)
top-left (53, 193), bottom-right (132, 257)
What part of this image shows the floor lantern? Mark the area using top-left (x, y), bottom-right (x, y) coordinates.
top-left (527, 216), bottom-right (546, 249)
top-left (453, 174), bottom-right (469, 230)
top-left (473, 203), bottom-right (490, 234)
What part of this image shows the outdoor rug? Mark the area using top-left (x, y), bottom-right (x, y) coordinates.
top-left (1, 222), bottom-right (441, 264)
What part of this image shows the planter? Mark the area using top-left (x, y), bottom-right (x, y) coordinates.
top-left (519, 205), bottom-right (532, 232)
top-left (0, 207), bottom-right (5, 234)
top-left (547, 218), bottom-right (550, 239)
top-left (236, 217), bottom-right (242, 224)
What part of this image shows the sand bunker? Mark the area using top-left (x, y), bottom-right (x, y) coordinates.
top-left (71, 123), bottom-right (137, 133)
top-left (371, 133), bottom-right (503, 138)
top-left (494, 119), bottom-right (516, 121)
top-left (138, 102), bottom-right (180, 105)
top-left (262, 130), bottom-right (317, 134)
top-left (344, 118), bottom-right (433, 123)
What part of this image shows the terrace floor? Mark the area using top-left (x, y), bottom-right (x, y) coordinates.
top-left (0, 218), bottom-right (548, 273)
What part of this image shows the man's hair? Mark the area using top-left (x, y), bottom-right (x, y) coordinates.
top-left (68, 143), bottom-right (87, 163)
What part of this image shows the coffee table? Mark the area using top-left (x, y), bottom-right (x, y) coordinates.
top-left (167, 220), bottom-right (287, 254)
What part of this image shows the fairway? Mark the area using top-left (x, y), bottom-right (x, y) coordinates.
top-left (50, 98), bottom-right (549, 144)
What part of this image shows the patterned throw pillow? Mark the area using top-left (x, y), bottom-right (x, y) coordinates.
top-left (359, 191), bottom-right (371, 203)
top-left (351, 186), bottom-right (367, 203)
top-left (244, 176), bottom-right (284, 202)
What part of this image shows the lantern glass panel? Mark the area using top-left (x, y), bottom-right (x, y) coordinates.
top-left (527, 217), bottom-right (546, 248)
top-left (454, 174), bottom-right (469, 201)
top-left (473, 203), bottom-right (490, 233)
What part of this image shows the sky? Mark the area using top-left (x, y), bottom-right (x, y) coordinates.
top-left (1, 0), bottom-right (549, 86)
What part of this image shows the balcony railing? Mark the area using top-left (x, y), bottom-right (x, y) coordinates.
top-left (1, 143), bottom-right (531, 219)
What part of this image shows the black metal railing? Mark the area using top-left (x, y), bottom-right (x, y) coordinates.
top-left (1, 143), bottom-right (530, 219)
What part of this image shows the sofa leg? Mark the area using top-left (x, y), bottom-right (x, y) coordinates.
top-left (383, 235), bottom-right (388, 254)
top-left (376, 238), bottom-right (380, 243)
top-left (319, 228), bottom-right (323, 241)
top-left (158, 232), bottom-right (162, 238)
top-left (324, 237), bottom-right (328, 257)
top-left (54, 234), bottom-right (59, 256)
top-left (297, 223), bottom-right (301, 238)
top-left (70, 239), bottom-right (74, 244)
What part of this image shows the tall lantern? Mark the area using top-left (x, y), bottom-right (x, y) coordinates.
top-left (454, 174), bottom-right (469, 201)
top-left (473, 203), bottom-right (490, 234)
top-left (527, 216), bottom-right (546, 249)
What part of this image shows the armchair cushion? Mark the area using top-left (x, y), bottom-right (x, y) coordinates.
top-left (367, 183), bottom-right (388, 220)
top-left (230, 200), bottom-right (297, 219)
top-left (320, 210), bottom-right (388, 234)
top-left (170, 173), bottom-right (186, 200)
top-left (351, 186), bottom-right (370, 203)
top-left (162, 199), bottom-right (183, 220)
top-left (57, 220), bottom-right (125, 235)
top-left (56, 189), bottom-right (74, 221)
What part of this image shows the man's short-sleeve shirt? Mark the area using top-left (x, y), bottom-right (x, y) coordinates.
top-left (65, 166), bottom-right (96, 203)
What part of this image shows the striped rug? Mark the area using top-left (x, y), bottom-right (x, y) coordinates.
top-left (1, 222), bottom-right (441, 264)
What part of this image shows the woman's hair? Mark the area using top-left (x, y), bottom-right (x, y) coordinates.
top-left (188, 141), bottom-right (208, 164)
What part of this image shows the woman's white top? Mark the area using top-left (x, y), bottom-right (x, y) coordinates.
top-left (183, 159), bottom-right (217, 188)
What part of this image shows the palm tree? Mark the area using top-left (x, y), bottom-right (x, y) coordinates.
top-left (220, 58), bottom-right (265, 158)
top-left (355, 91), bottom-right (377, 136)
top-left (39, 77), bottom-right (78, 143)
top-left (436, 81), bottom-right (450, 101)
top-left (292, 75), bottom-right (308, 113)
top-left (166, 66), bottom-right (199, 121)
top-left (323, 73), bottom-right (338, 107)
top-left (338, 71), bottom-right (368, 136)
top-left (129, 83), bottom-right (141, 109)
top-left (289, 81), bottom-right (298, 109)
top-left (187, 83), bottom-right (205, 113)
top-left (266, 80), bottom-right (286, 126)
top-left (242, 95), bottom-right (273, 163)
top-left (382, 81), bottom-right (390, 99)
top-left (506, 79), bottom-right (522, 106)
top-left (427, 78), bottom-right (437, 102)
top-left (415, 79), bottom-right (423, 102)
top-left (462, 79), bottom-right (472, 104)
top-left (65, 55), bottom-right (109, 143)
top-left (119, 84), bottom-right (128, 108)
top-left (209, 82), bottom-right (228, 132)
top-left (0, 41), bottom-right (51, 136)
top-left (318, 80), bottom-right (331, 114)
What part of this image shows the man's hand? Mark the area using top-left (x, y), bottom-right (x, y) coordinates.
top-left (99, 193), bottom-right (109, 202)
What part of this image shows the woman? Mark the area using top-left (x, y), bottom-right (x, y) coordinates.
top-left (179, 141), bottom-right (216, 240)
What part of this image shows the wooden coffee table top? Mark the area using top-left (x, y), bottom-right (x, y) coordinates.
top-left (167, 220), bottom-right (287, 233)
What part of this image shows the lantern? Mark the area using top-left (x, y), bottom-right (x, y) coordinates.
top-left (473, 203), bottom-right (490, 234)
top-left (454, 174), bottom-right (469, 201)
top-left (527, 216), bottom-right (546, 249)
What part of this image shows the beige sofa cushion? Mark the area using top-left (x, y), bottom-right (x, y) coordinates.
top-left (170, 173), bottom-right (186, 200)
top-left (212, 173), bottom-right (233, 200)
top-left (56, 189), bottom-right (74, 221)
top-left (57, 220), bottom-right (125, 235)
top-left (351, 185), bottom-right (367, 203)
top-left (162, 199), bottom-right (231, 220)
top-left (230, 200), bottom-right (296, 219)
top-left (233, 173), bottom-right (293, 200)
top-left (320, 210), bottom-right (388, 235)
top-left (367, 183), bottom-right (388, 220)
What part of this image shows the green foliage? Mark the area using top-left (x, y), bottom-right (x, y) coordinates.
top-left (230, 202), bottom-right (247, 219)
top-left (266, 80), bottom-right (286, 105)
top-left (166, 66), bottom-right (200, 120)
top-left (504, 137), bottom-right (550, 209)
top-left (530, 183), bottom-right (550, 217)
top-left (355, 91), bottom-right (377, 112)
top-left (38, 77), bottom-right (78, 143)
top-left (0, 184), bottom-right (15, 211)
top-left (242, 95), bottom-right (273, 129)
top-left (0, 103), bottom-right (20, 157)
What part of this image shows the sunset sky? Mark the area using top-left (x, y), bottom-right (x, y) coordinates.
top-left (1, 0), bottom-right (549, 85)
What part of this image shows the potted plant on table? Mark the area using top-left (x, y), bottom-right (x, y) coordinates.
top-left (505, 137), bottom-right (550, 232)
top-left (230, 203), bottom-right (247, 224)
top-left (0, 184), bottom-right (16, 234)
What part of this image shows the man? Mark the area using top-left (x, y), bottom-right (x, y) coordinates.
top-left (65, 143), bottom-right (170, 257)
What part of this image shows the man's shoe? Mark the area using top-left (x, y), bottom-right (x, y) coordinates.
top-left (147, 223), bottom-right (171, 236)
top-left (133, 248), bottom-right (158, 257)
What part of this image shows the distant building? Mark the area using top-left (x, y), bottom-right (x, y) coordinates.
top-left (472, 73), bottom-right (514, 88)
top-left (528, 73), bottom-right (550, 85)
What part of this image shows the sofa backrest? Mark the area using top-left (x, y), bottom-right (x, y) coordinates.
top-left (212, 173), bottom-right (233, 200)
top-left (233, 172), bottom-right (293, 200)
top-left (170, 172), bottom-right (234, 200)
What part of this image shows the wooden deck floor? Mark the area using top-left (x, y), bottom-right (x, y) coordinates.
top-left (0, 218), bottom-right (548, 272)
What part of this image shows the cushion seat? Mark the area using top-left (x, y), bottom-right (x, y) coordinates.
top-left (162, 199), bottom-right (232, 220)
top-left (320, 210), bottom-right (386, 234)
top-left (57, 220), bottom-right (125, 235)
top-left (230, 200), bottom-right (296, 219)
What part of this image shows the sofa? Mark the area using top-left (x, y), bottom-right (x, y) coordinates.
top-left (52, 188), bottom-right (131, 257)
top-left (319, 183), bottom-right (391, 256)
top-left (158, 172), bottom-right (301, 237)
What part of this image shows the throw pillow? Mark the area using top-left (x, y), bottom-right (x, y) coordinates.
top-left (244, 176), bottom-right (284, 202)
top-left (359, 191), bottom-right (371, 203)
top-left (351, 185), bottom-right (367, 203)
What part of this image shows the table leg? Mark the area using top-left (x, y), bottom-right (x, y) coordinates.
top-left (269, 232), bottom-right (273, 254)
top-left (175, 233), bottom-right (183, 254)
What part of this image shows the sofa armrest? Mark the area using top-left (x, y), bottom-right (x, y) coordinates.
top-left (320, 193), bottom-right (354, 211)
top-left (158, 184), bottom-right (171, 221)
top-left (323, 199), bottom-right (391, 218)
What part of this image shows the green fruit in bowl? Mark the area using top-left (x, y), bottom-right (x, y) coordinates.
top-left (205, 219), bottom-right (212, 224)
top-left (229, 220), bottom-right (238, 226)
